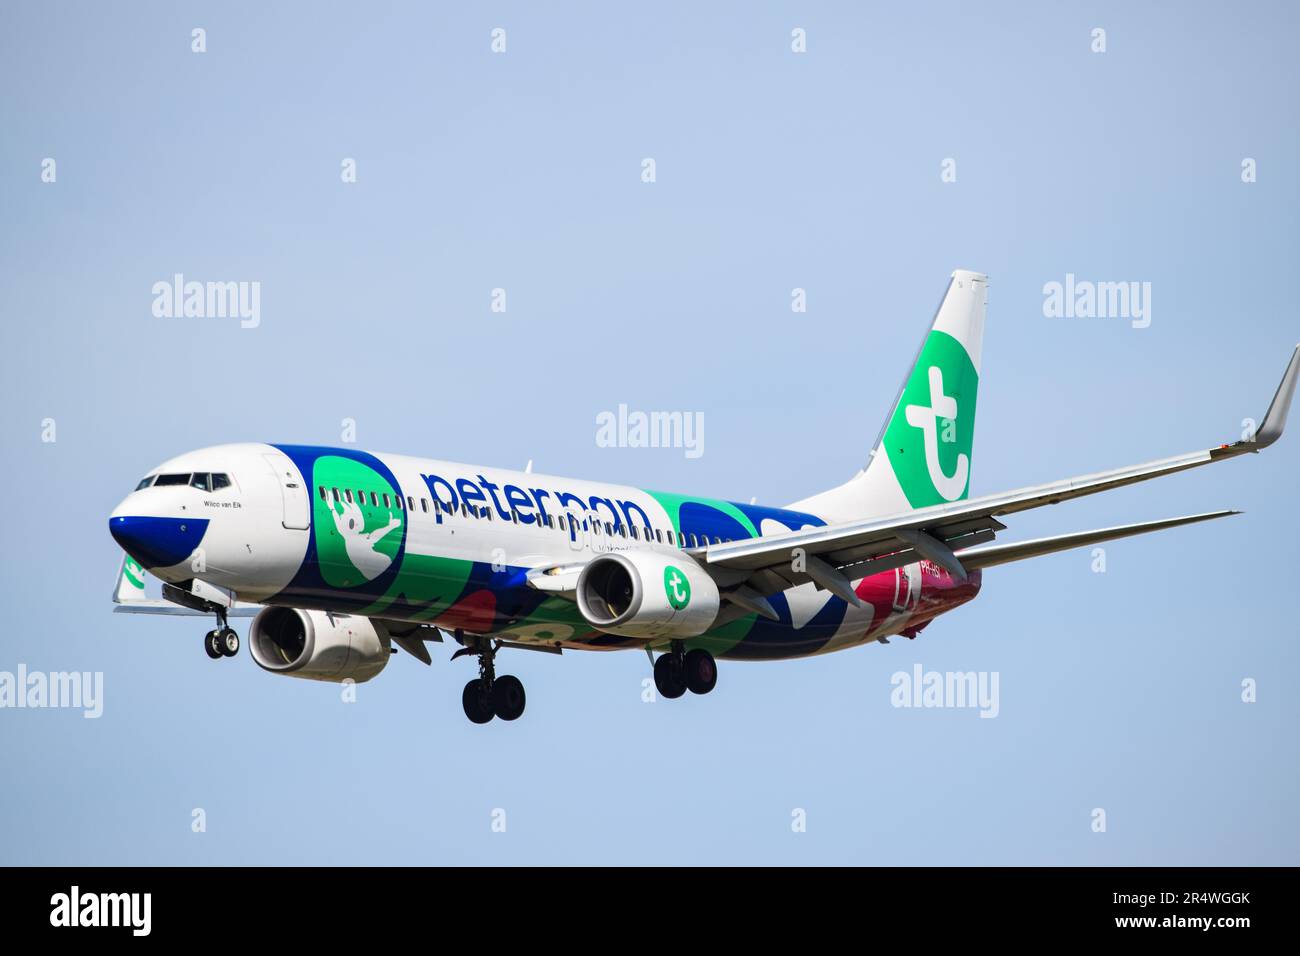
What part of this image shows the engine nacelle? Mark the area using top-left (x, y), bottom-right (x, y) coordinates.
top-left (576, 551), bottom-right (720, 639)
top-left (248, 607), bottom-right (391, 683)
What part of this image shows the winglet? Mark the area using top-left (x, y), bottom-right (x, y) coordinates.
top-left (1254, 344), bottom-right (1300, 449)
top-left (113, 554), bottom-right (148, 604)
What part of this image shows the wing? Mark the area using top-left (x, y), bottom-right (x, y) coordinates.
top-left (700, 345), bottom-right (1297, 601)
top-left (110, 555), bottom-right (260, 617)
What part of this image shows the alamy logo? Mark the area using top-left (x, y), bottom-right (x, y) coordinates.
top-left (151, 273), bottom-right (261, 328)
top-left (890, 664), bottom-right (1000, 719)
top-left (904, 366), bottom-right (969, 502)
top-left (50, 886), bottom-right (151, 936)
top-left (1042, 273), bottom-right (1151, 329)
top-left (595, 405), bottom-right (704, 459)
top-left (664, 566), bottom-right (691, 609)
top-left (0, 664), bottom-right (103, 719)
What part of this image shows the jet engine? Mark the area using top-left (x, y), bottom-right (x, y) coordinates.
top-left (248, 607), bottom-right (391, 683)
top-left (576, 550), bottom-right (720, 639)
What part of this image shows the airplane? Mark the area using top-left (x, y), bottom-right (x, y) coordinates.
top-left (107, 270), bottom-right (1299, 724)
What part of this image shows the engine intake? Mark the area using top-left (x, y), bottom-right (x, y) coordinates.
top-left (577, 551), bottom-right (720, 639)
top-left (248, 607), bottom-right (391, 683)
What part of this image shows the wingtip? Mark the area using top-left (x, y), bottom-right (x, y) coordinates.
top-left (1252, 347), bottom-right (1300, 449)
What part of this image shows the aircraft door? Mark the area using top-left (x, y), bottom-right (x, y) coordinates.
top-left (263, 453), bottom-right (310, 530)
top-left (892, 562), bottom-right (922, 613)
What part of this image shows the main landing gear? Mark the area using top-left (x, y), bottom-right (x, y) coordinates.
top-left (653, 642), bottom-right (717, 699)
top-left (203, 610), bottom-right (240, 660)
top-left (453, 636), bottom-right (526, 724)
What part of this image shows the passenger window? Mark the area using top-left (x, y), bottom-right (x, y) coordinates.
top-left (332, 488), bottom-right (340, 502)
top-left (345, 489), bottom-right (354, 503)
top-left (667, 530), bottom-right (674, 545)
top-left (421, 499), bottom-right (429, 513)
top-left (382, 493), bottom-right (390, 508)
top-left (318, 486), bottom-right (327, 500)
top-left (407, 496), bottom-right (415, 510)
top-left (655, 529), bottom-right (663, 543)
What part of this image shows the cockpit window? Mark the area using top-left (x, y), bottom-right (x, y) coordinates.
top-left (145, 472), bottom-right (231, 491)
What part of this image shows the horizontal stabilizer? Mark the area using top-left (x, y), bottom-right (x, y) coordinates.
top-left (954, 510), bottom-right (1239, 570)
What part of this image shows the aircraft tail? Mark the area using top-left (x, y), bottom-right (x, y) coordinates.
top-left (790, 269), bottom-right (988, 521)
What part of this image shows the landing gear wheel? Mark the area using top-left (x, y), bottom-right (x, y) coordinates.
top-left (219, 627), bottom-right (240, 657)
top-left (204, 630), bottom-right (223, 659)
top-left (653, 653), bottom-right (687, 699)
top-left (683, 648), bottom-right (717, 695)
top-left (492, 675), bottom-right (526, 721)
top-left (462, 679), bottom-right (495, 724)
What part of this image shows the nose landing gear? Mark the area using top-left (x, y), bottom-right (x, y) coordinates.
top-left (453, 635), bottom-right (527, 723)
top-left (203, 610), bottom-right (239, 660)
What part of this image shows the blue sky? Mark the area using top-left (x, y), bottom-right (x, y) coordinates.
top-left (1, 0), bottom-right (1297, 864)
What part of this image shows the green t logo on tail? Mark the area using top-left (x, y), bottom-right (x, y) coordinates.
top-left (883, 330), bottom-right (978, 508)
top-left (664, 566), bottom-right (691, 610)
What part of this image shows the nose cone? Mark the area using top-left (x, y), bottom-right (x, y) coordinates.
top-left (109, 514), bottom-right (209, 569)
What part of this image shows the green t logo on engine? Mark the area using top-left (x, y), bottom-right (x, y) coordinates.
top-left (664, 565), bottom-right (691, 610)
